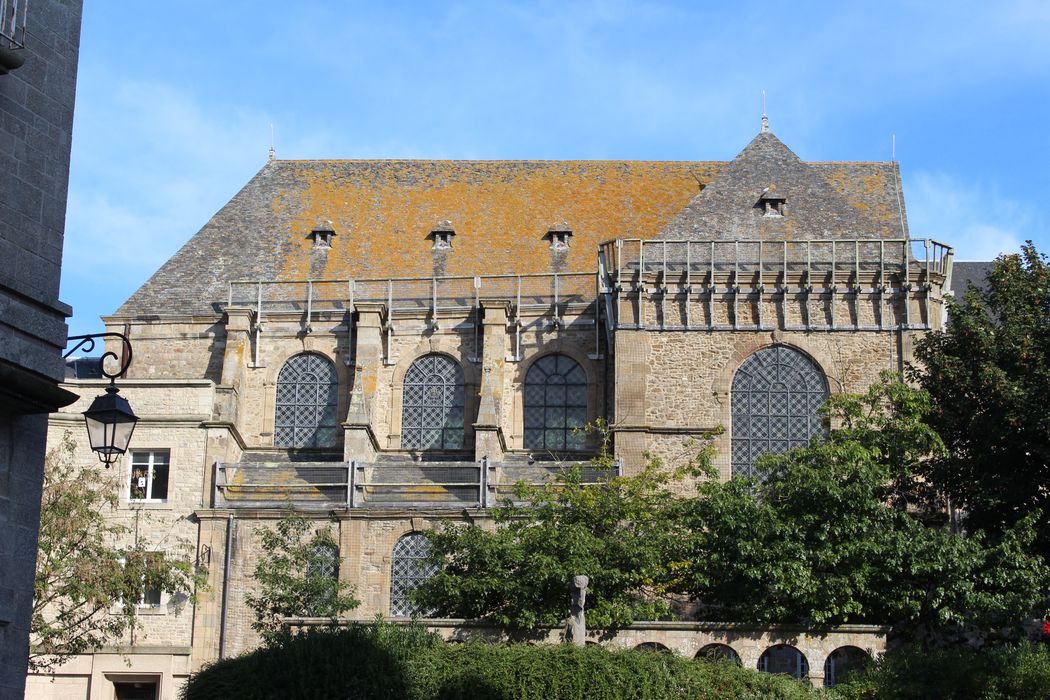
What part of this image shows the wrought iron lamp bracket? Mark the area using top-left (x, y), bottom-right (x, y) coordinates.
top-left (63, 332), bottom-right (133, 384)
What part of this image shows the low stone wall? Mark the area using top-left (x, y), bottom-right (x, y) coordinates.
top-left (290, 617), bottom-right (889, 688)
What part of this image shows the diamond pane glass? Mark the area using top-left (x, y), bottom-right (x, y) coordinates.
top-left (731, 346), bottom-right (828, 478)
top-left (402, 354), bottom-right (464, 450)
top-left (390, 533), bottom-right (440, 617)
top-left (274, 353), bottom-right (339, 448)
top-left (523, 354), bottom-right (588, 451)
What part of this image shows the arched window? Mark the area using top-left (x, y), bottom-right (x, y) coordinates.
top-left (696, 643), bottom-right (741, 665)
top-left (523, 354), bottom-right (587, 451)
top-left (390, 533), bottom-right (439, 617)
top-left (824, 646), bottom-right (870, 687)
top-left (401, 354), bottom-right (465, 450)
top-left (275, 353), bottom-right (339, 448)
top-left (731, 346), bottom-right (828, 478)
top-left (305, 542), bottom-right (339, 615)
top-left (758, 644), bottom-right (809, 679)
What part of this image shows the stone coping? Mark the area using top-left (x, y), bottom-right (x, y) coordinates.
top-left (285, 617), bottom-right (890, 634)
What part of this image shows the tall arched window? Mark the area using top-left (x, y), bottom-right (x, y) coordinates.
top-left (401, 354), bottom-right (465, 450)
top-left (731, 346), bottom-right (828, 478)
top-left (275, 353), bottom-right (339, 448)
top-left (306, 542), bottom-right (339, 615)
top-left (523, 354), bottom-right (587, 451)
top-left (390, 533), bottom-right (439, 617)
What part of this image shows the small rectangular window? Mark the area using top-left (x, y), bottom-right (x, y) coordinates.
top-left (118, 555), bottom-right (163, 609)
top-left (129, 451), bottom-right (170, 502)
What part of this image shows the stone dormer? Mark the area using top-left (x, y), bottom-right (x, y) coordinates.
top-left (758, 187), bottom-right (786, 217)
top-left (543, 222), bottom-right (573, 251)
top-left (427, 219), bottom-right (455, 250)
top-left (308, 227), bottom-right (336, 249)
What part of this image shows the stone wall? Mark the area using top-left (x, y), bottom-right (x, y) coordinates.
top-left (0, 1), bottom-right (83, 695)
top-left (290, 618), bottom-right (889, 690)
top-left (44, 379), bottom-right (214, 656)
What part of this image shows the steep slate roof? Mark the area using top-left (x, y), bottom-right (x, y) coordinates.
top-left (116, 131), bottom-right (910, 318)
top-left (659, 130), bottom-right (908, 241)
top-left (950, 261), bottom-right (994, 299)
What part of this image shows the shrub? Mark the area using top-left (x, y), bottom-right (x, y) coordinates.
top-left (182, 622), bottom-right (820, 700)
top-left (830, 643), bottom-right (1050, 699)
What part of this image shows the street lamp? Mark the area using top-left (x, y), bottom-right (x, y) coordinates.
top-left (64, 333), bottom-right (138, 467)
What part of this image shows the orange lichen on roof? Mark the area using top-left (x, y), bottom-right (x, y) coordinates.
top-left (272, 160), bottom-right (719, 281)
top-left (817, 163), bottom-right (901, 225)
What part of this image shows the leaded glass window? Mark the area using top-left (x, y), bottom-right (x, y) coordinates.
top-left (390, 533), bottom-right (439, 617)
top-left (275, 353), bottom-right (339, 448)
top-left (731, 346), bottom-right (828, 478)
top-left (523, 354), bottom-right (587, 451)
top-left (308, 542), bottom-right (339, 580)
top-left (401, 354), bottom-right (465, 450)
top-left (306, 542), bottom-right (339, 615)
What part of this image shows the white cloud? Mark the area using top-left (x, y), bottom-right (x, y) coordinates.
top-left (904, 171), bottom-right (1035, 261)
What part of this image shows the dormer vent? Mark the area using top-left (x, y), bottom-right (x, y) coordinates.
top-left (308, 228), bottom-right (336, 249)
top-left (427, 219), bottom-right (455, 250)
top-left (758, 188), bottom-right (786, 217)
top-left (544, 222), bottom-right (573, 251)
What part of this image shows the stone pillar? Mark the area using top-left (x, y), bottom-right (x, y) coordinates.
top-left (216, 307), bottom-right (254, 424)
top-left (190, 511), bottom-right (233, 670)
top-left (612, 329), bottom-right (649, 475)
top-left (474, 299), bottom-right (511, 462)
top-left (343, 303), bottom-right (386, 463)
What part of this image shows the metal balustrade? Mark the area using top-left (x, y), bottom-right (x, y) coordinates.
top-left (596, 237), bottom-right (954, 332)
top-left (212, 456), bottom-right (619, 510)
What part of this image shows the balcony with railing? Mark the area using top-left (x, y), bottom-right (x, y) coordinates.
top-left (597, 238), bottom-right (954, 332)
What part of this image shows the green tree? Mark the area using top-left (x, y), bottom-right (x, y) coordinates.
top-left (683, 379), bottom-right (1049, 644)
top-left (31, 433), bottom-right (206, 672)
top-left (912, 242), bottom-right (1050, 558)
top-left (413, 427), bottom-right (707, 630)
top-left (411, 382), bottom-right (1047, 645)
top-left (245, 512), bottom-right (360, 646)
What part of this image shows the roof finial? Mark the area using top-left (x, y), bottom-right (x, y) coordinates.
top-left (761, 91), bottom-right (769, 133)
top-left (268, 123), bottom-right (276, 162)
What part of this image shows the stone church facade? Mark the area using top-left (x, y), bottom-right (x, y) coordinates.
top-left (32, 124), bottom-right (954, 698)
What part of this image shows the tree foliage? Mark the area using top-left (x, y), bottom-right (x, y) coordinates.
top-left (32, 433), bottom-right (206, 671)
top-left (413, 383), bottom-right (1048, 645)
top-left (245, 512), bottom-right (360, 646)
top-left (413, 426), bottom-right (708, 630)
top-left (913, 242), bottom-right (1050, 558)
top-left (684, 379), bottom-right (1048, 644)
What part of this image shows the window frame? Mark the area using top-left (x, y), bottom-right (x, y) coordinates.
top-left (730, 345), bottom-right (829, 479)
top-left (522, 353), bottom-right (589, 453)
top-left (116, 554), bottom-right (163, 611)
top-left (274, 352), bottom-right (340, 449)
top-left (389, 532), bottom-right (439, 618)
top-left (400, 353), bottom-right (466, 452)
top-left (127, 449), bottom-right (170, 504)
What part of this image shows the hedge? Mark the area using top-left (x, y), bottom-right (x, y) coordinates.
top-left (181, 623), bottom-right (819, 700)
top-left (830, 643), bottom-right (1050, 699)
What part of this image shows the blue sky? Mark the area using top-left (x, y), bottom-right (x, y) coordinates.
top-left (62, 1), bottom-right (1050, 337)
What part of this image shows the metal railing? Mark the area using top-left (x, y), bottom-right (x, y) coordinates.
top-left (598, 237), bottom-right (953, 291)
top-left (596, 237), bottom-right (954, 333)
top-left (212, 456), bottom-right (619, 510)
top-left (227, 272), bottom-right (597, 321)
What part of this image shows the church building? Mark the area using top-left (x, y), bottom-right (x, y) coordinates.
top-left (34, 122), bottom-right (955, 698)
